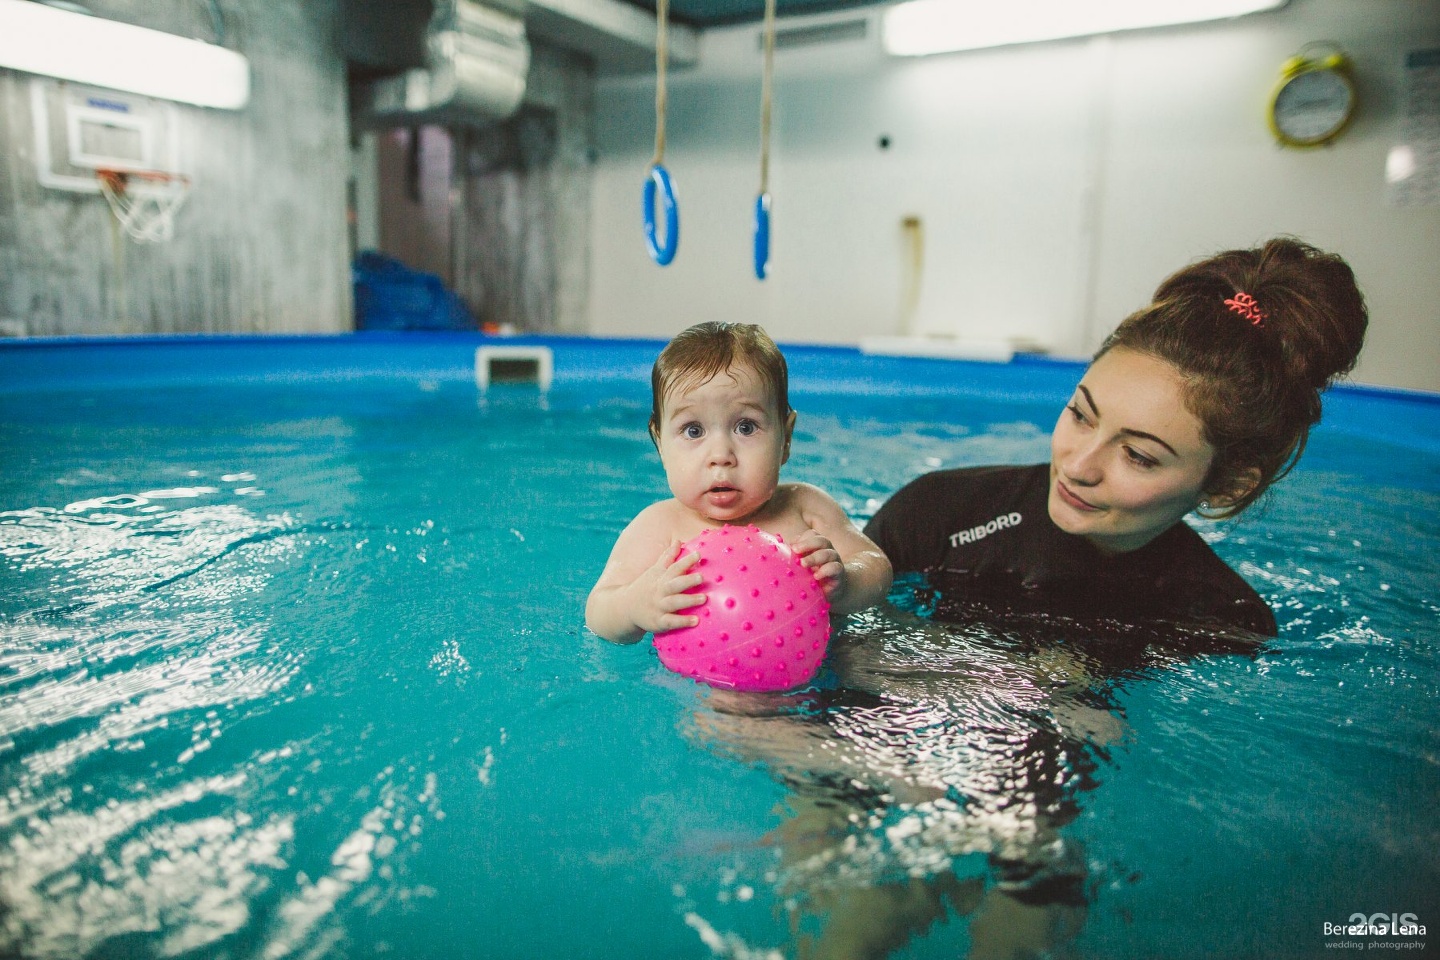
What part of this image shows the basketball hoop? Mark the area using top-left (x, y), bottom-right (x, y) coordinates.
top-left (95, 169), bottom-right (191, 243)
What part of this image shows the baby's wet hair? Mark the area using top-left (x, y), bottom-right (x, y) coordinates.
top-left (649, 322), bottom-right (791, 442)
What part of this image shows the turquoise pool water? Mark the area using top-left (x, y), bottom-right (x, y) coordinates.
top-left (0, 336), bottom-right (1436, 959)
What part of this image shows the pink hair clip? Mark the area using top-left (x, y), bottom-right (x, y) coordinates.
top-left (1224, 291), bottom-right (1267, 326)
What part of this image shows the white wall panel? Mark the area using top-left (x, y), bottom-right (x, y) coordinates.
top-left (590, 0), bottom-right (1440, 392)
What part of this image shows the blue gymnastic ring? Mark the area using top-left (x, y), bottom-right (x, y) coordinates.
top-left (753, 192), bottom-right (771, 280)
top-left (643, 165), bottom-right (679, 266)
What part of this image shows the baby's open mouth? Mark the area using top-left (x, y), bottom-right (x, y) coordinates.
top-left (705, 485), bottom-right (741, 506)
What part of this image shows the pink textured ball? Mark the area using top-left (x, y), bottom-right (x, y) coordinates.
top-left (653, 525), bottom-right (831, 692)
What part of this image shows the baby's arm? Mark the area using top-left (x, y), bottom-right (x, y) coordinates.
top-left (789, 484), bottom-right (893, 616)
top-left (585, 505), bottom-right (706, 644)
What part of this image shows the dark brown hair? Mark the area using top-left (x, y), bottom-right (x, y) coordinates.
top-left (648, 322), bottom-right (790, 443)
top-left (1097, 237), bottom-right (1367, 517)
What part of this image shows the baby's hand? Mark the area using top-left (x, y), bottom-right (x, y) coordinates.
top-left (625, 541), bottom-right (706, 635)
top-left (790, 529), bottom-right (846, 602)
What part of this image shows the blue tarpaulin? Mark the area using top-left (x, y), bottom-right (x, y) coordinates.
top-left (352, 251), bottom-right (472, 332)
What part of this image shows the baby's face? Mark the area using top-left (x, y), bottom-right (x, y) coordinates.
top-left (655, 364), bottom-right (794, 525)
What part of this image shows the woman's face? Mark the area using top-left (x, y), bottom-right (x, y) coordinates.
top-left (1048, 348), bottom-right (1216, 555)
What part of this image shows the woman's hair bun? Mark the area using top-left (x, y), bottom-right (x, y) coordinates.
top-left (1250, 238), bottom-right (1368, 390)
top-left (1154, 237), bottom-right (1368, 391)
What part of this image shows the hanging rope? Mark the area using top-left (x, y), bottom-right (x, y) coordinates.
top-left (753, 0), bottom-right (777, 279)
top-left (653, 0), bottom-right (669, 169)
top-left (759, 0), bottom-right (775, 197)
top-left (644, 0), bottom-right (679, 265)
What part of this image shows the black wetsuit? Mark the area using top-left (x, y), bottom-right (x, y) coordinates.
top-left (863, 463), bottom-right (1277, 637)
top-left (700, 463), bottom-right (1277, 916)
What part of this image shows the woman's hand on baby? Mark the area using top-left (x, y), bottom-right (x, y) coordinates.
top-left (625, 541), bottom-right (706, 634)
top-left (791, 530), bottom-right (847, 602)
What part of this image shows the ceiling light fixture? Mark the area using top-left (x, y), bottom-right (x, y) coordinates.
top-left (0, 0), bottom-right (250, 109)
top-left (883, 0), bottom-right (1289, 57)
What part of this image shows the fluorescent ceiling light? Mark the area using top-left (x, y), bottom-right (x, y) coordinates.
top-left (883, 0), bottom-right (1288, 57)
top-left (0, 0), bottom-right (250, 109)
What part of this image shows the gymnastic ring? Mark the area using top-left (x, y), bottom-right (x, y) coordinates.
top-left (753, 192), bottom-right (771, 280)
top-left (643, 165), bottom-right (679, 266)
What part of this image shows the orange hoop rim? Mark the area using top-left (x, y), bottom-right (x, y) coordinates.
top-left (94, 168), bottom-right (193, 191)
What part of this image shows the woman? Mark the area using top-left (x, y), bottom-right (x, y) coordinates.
top-left (864, 237), bottom-right (1369, 636)
top-left (689, 238), bottom-right (1369, 959)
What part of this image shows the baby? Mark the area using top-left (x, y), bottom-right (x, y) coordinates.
top-left (586, 322), bottom-right (892, 645)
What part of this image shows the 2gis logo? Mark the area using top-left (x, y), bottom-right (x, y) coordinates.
top-left (1322, 913), bottom-right (1427, 937)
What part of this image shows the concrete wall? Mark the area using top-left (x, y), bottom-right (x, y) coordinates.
top-left (588, 0), bottom-right (1440, 392)
top-left (0, 0), bottom-right (351, 337)
top-left (453, 42), bottom-right (596, 334)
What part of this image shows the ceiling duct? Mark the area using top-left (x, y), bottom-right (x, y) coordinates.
top-left (768, 18), bottom-right (868, 50)
top-left (354, 0), bottom-right (530, 129)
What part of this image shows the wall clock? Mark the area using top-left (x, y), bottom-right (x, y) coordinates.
top-left (1269, 46), bottom-right (1357, 148)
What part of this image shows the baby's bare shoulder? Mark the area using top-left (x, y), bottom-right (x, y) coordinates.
top-left (765, 483), bottom-right (840, 528)
top-left (622, 498), bottom-right (689, 540)
top-left (779, 482), bottom-right (844, 511)
top-left (598, 499), bottom-right (689, 582)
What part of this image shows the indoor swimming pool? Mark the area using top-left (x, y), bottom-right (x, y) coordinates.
top-left (1, 334), bottom-right (1436, 959)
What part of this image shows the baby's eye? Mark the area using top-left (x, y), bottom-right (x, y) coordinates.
top-left (735, 419), bottom-right (759, 437)
top-left (682, 423), bottom-right (704, 440)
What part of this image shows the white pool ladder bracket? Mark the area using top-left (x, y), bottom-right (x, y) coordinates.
top-left (475, 345), bottom-right (553, 392)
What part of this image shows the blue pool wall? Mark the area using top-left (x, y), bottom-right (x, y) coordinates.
top-left (2, 332), bottom-right (1438, 455)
